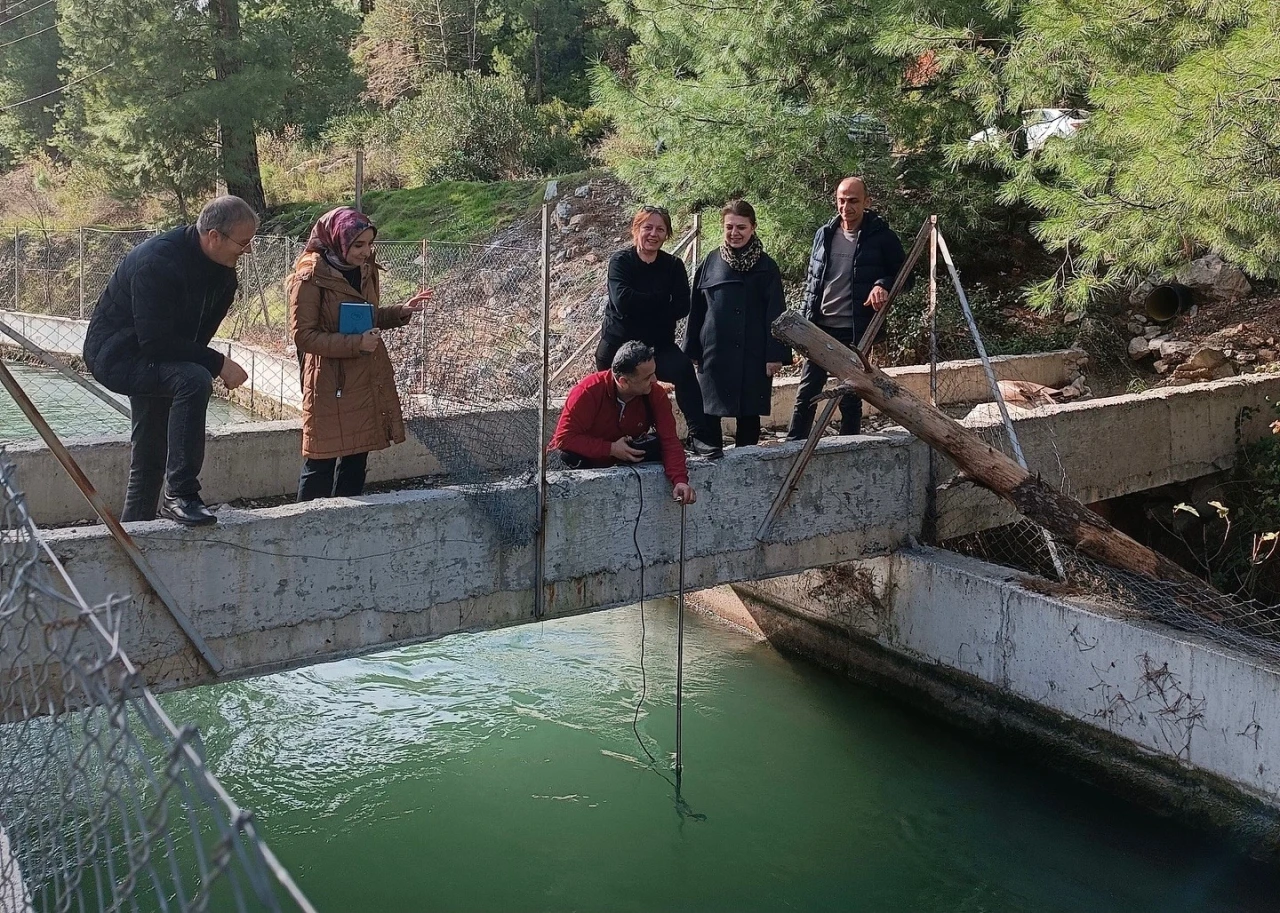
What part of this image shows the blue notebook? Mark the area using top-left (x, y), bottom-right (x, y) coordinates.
top-left (339, 302), bottom-right (375, 334)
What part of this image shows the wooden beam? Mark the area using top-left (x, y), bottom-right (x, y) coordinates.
top-left (771, 310), bottom-right (1207, 588)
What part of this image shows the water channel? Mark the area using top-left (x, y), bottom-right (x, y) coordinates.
top-left (162, 605), bottom-right (1280, 912)
top-left (0, 363), bottom-right (254, 441)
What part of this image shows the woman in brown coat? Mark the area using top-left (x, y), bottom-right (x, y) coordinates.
top-left (288, 207), bottom-right (431, 501)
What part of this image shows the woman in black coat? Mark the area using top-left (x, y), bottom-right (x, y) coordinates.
top-left (684, 200), bottom-right (791, 448)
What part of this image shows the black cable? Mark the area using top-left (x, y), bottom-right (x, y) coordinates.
top-left (627, 464), bottom-right (658, 765)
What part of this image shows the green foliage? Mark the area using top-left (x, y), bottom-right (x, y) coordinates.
top-left (54, 0), bottom-right (361, 216)
top-left (393, 71), bottom-right (540, 182)
top-left (591, 0), bottom-right (1009, 276)
top-left (356, 0), bottom-right (627, 108)
top-left (948, 0), bottom-right (1280, 311)
top-left (261, 175), bottom-right (547, 240)
top-left (0, 0), bottom-right (61, 166)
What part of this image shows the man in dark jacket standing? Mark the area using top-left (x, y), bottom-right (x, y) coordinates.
top-left (786, 176), bottom-right (905, 439)
top-left (84, 196), bottom-right (256, 526)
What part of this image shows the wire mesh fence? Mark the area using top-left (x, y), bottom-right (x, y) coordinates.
top-left (0, 451), bottom-right (313, 913)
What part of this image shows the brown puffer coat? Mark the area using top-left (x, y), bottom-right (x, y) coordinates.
top-left (288, 252), bottom-right (413, 460)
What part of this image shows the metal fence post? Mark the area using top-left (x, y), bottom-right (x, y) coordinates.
top-left (419, 238), bottom-right (429, 394)
top-left (12, 229), bottom-right (18, 311)
top-left (78, 227), bottom-right (85, 319)
top-left (533, 204), bottom-right (551, 620)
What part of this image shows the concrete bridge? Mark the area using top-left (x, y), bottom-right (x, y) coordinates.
top-left (33, 370), bottom-right (1280, 693)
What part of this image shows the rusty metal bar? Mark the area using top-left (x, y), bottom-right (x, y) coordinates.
top-left (0, 360), bottom-right (223, 675)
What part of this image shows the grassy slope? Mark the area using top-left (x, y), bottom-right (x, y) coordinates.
top-left (261, 170), bottom-right (598, 241)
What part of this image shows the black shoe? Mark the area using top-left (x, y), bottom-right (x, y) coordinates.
top-left (159, 495), bottom-right (217, 527)
top-left (685, 436), bottom-right (724, 460)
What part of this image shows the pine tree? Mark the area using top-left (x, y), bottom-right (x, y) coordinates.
top-left (56, 0), bottom-right (362, 217)
top-left (592, 0), bottom-right (1012, 272)
top-left (0, 0), bottom-right (63, 165)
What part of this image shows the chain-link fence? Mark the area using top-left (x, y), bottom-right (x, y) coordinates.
top-left (0, 451), bottom-right (314, 913)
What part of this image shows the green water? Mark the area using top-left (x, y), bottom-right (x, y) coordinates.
top-left (163, 607), bottom-right (1280, 913)
top-left (0, 363), bottom-right (254, 441)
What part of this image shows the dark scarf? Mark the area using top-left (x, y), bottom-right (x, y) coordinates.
top-left (720, 234), bottom-right (764, 272)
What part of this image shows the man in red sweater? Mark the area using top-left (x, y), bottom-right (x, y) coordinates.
top-left (550, 341), bottom-right (697, 504)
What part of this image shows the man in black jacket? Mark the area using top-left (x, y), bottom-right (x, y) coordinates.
top-left (785, 176), bottom-right (906, 440)
top-left (84, 196), bottom-right (256, 526)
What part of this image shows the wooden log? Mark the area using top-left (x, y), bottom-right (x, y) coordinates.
top-left (771, 310), bottom-right (1207, 588)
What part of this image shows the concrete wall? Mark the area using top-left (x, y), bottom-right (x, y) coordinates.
top-left (752, 347), bottom-right (1085, 432)
top-left (37, 434), bottom-right (929, 692)
top-left (14, 349), bottom-right (1089, 527)
top-left (936, 371), bottom-right (1280, 538)
top-left (19, 368), bottom-right (1280, 530)
top-left (702, 548), bottom-right (1280, 856)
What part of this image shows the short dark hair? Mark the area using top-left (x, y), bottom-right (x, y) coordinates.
top-left (721, 199), bottom-right (757, 225)
top-left (611, 340), bottom-right (655, 377)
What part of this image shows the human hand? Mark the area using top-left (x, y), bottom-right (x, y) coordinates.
top-left (403, 288), bottom-right (433, 313)
top-left (358, 328), bottom-right (381, 353)
top-left (766, 362), bottom-right (782, 377)
top-left (610, 436), bottom-right (645, 462)
top-left (672, 483), bottom-right (696, 505)
top-left (219, 358), bottom-right (248, 390)
top-left (865, 285), bottom-right (889, 311)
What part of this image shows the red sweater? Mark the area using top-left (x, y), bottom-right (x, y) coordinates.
top-left (549, 370), bottom-right (689, 485)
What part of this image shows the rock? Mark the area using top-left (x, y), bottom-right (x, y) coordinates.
top-left (554, 201), bottom-right (573, 225)
top-left (1157, 339), bottom-right (1195, 360)
top-left (574, 184), bottom-right (591, 198)
top-left (581, 252), bottom-right (599, 264)
top-left (1239, 352), bottom-right (1258, 364)
top-left (543, 180), bottom-right (559, 202)
top-left (997, 379), bottom-right (1061, 408)
top-left (1143, 325), bottom-right (1163, 339)
top-left (568, 213), bottom-right (590, 231)
top-left (1244, 336), bottom-right (1264, 348)
top-left (1174, 253), bottom-right (1253, 301)
top-left (1260, 349), bottom-right (1277, 361)
top-left (1212, 362), bottom-right (1236, 380)
top-left (1186, 347), bottom-right (1228, 370)
top-left (1153, 360), bottom-right (1170, 374)
top-left (1129, 337), bottom-right (1152, 360)
top-left (1221, 323), bottom-right (1246, 338)
top-left (1126, 320), bottom-right (1145, 336)
top-left (1061, 376), bottom-right (1087, 398)
top-left (1064, 311), bottom-right (1082, 324)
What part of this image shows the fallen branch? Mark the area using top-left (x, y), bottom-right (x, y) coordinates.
top-left (771, 311), bottom-right (1206, 588)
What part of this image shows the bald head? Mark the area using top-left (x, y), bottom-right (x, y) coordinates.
top-left (836, 176), bottom-right (868, 197)
top-left (834, 176), bottom-right (870, 231)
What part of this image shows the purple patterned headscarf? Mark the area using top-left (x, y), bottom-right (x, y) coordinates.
top-left (304, 207), bottom-right (377, 270)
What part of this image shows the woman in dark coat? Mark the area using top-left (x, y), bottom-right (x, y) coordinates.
top-left (684, 200), bottom-right (791, 448)
top-left (597, 205), bottom-right (720, 458)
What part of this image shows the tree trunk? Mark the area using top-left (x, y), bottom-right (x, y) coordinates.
top-left (771, 311), bottom-right (1209, 590)
top-left (531, 7), bottom-right (543, 104)
top-left (209, 0), bottom-right (266, 213)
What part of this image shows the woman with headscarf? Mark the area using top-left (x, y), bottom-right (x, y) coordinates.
top-left (287, 207), bottom-right (432, 501)
top-left (683, 200), bottom-right (791, 448)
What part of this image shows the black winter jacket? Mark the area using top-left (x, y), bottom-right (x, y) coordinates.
top-left (684, 249), bottom-right (791, 417)
top-left (600, 247), bottom-right (690, 350)
top-left (84, 226), bottom-right (235, 395)
top-left (800, 211), bottom-right (906, 342)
